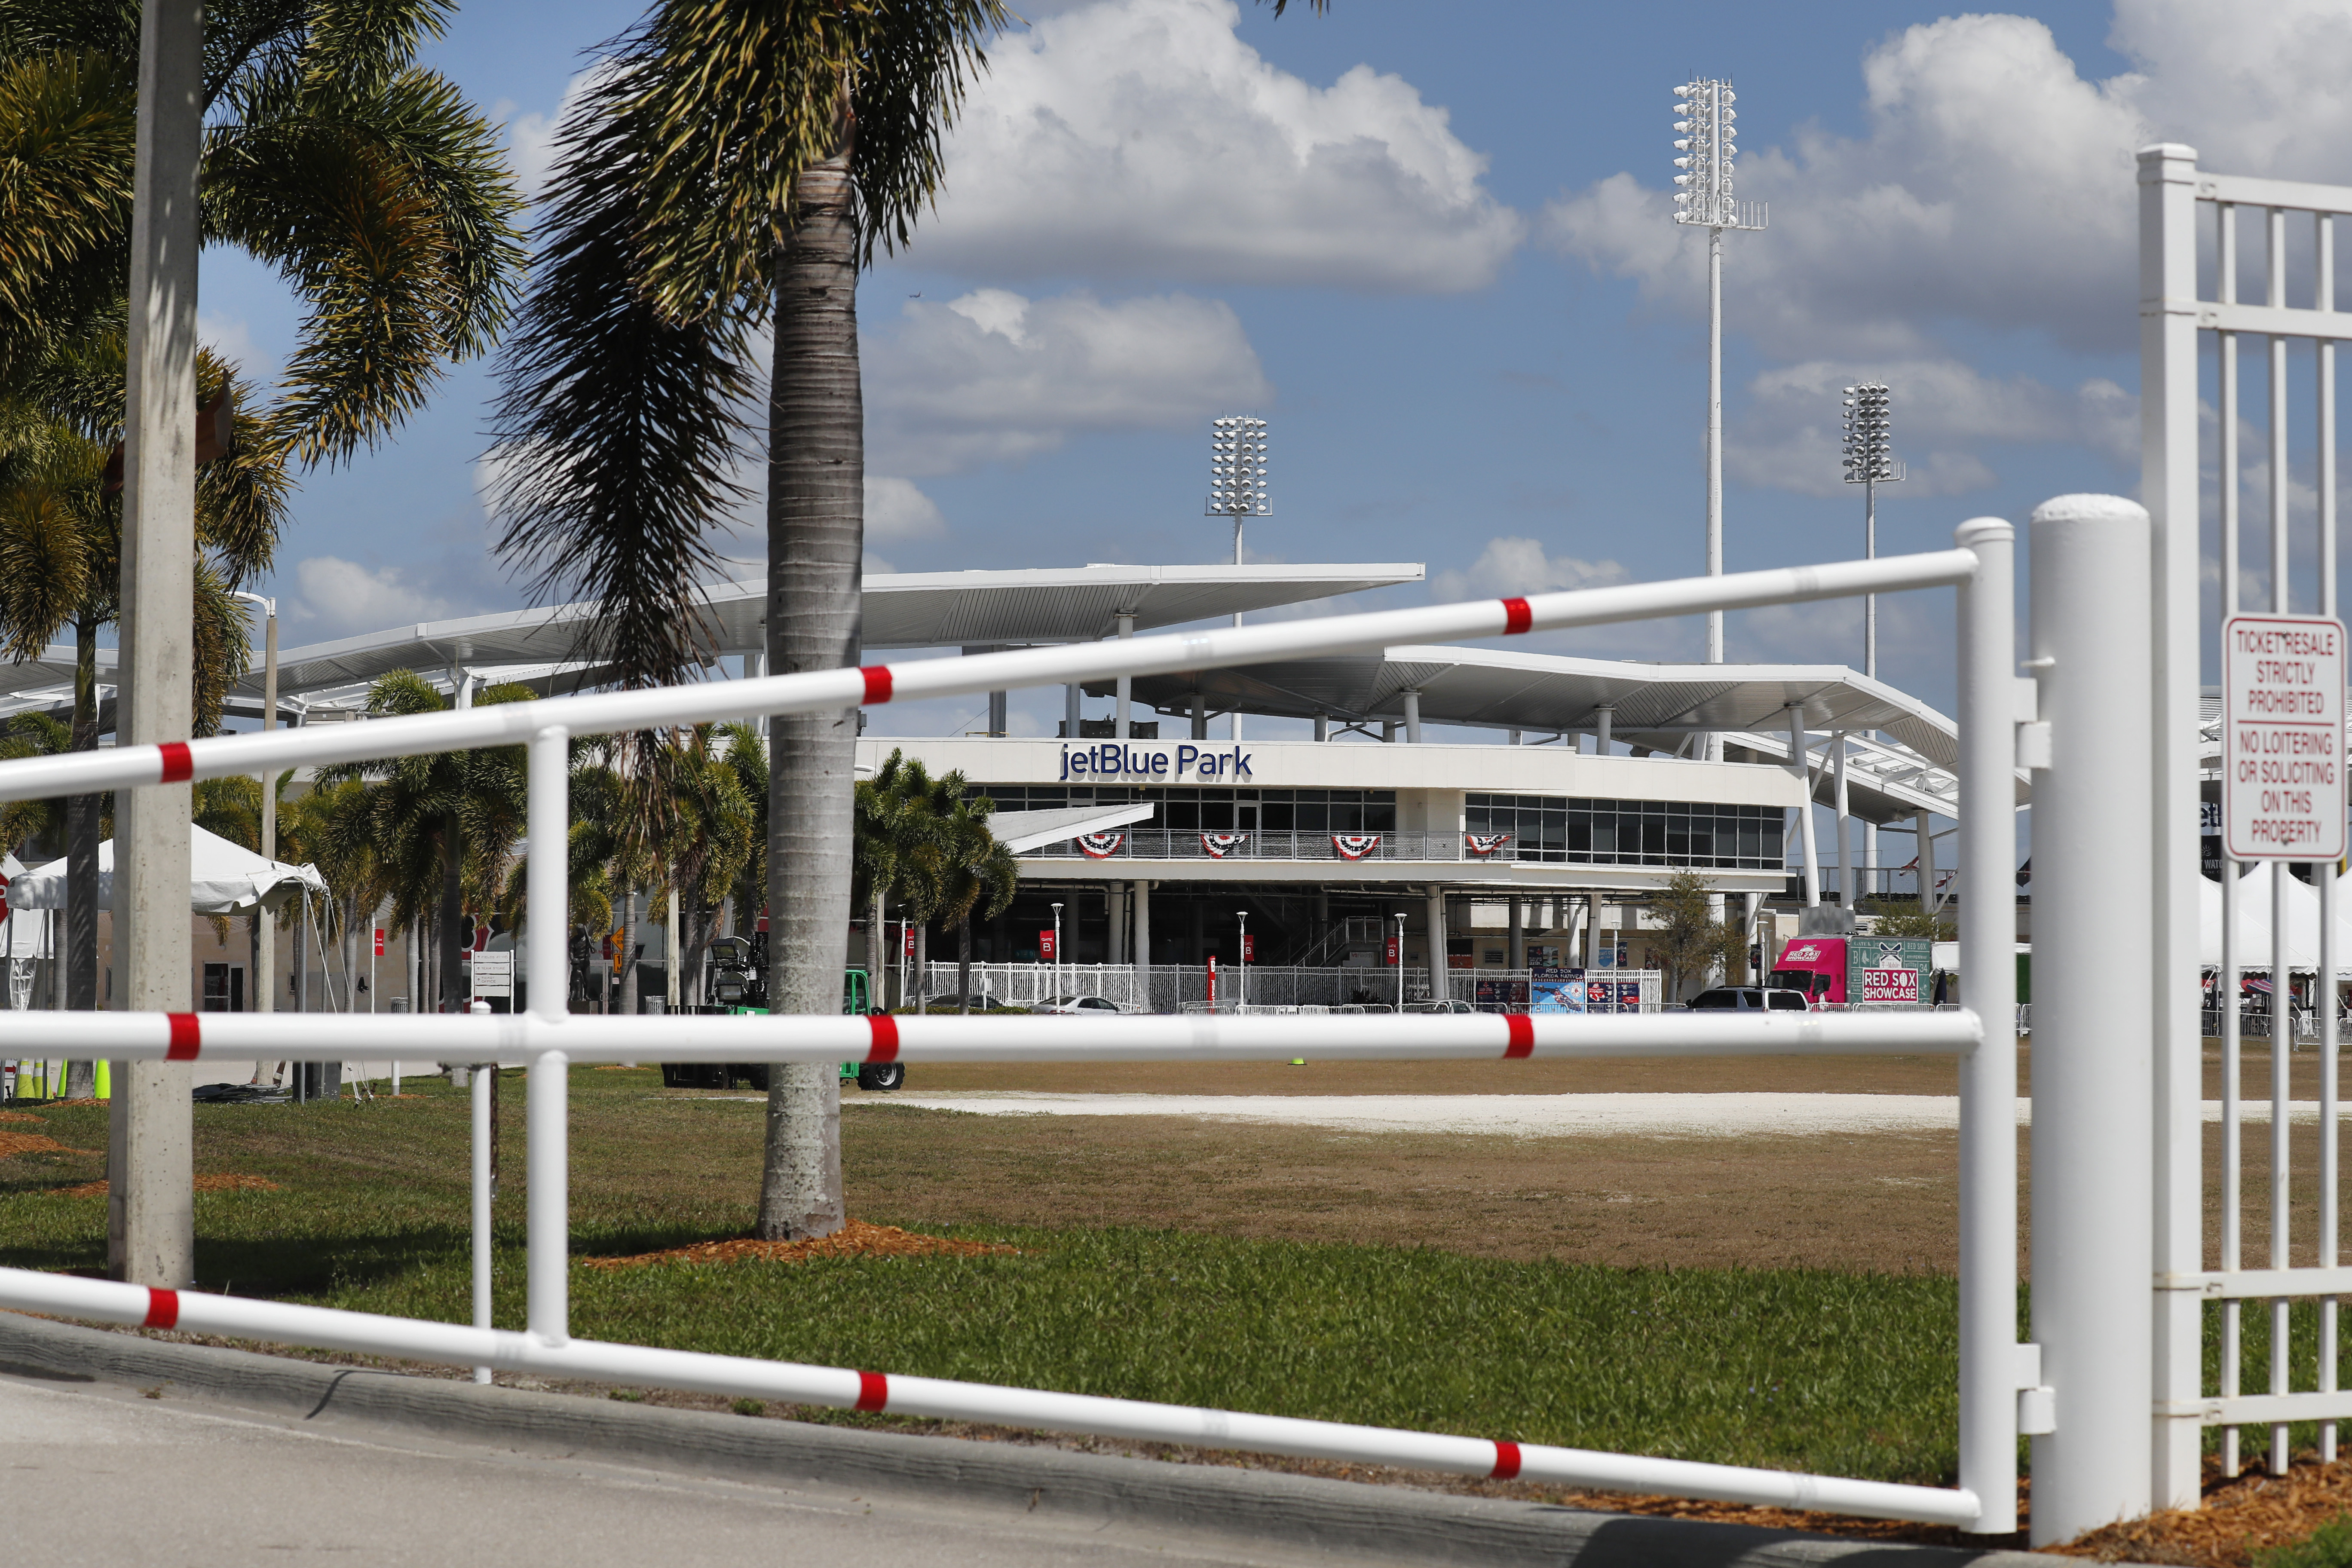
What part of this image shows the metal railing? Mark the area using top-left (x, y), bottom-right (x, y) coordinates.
top-left (0, 538), bottom-right (2019, 1532)
top-left (2144, 147), bottom-right (2350, 1514)
top-left (906, 962), bottom-right (1666, 1014)
top-left (1032, 827), bottom-right (1780, 871)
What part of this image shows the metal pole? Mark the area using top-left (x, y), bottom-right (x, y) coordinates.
top-left (2219, 195), bottom-right (2246, 1486)
top-left (1232, 521), bottom-right (1245, 743)
top-left (1403, 690), bottom-right (1422, 745)
top-left (258, 603), bottom-right (276, 1024)
top-left (2027, 493), bottom-right (2154, 1545)
top-left (471, 1040), bottom-right (492, 1383)
top-left (1396, 913), bottom-right (1407, 1011)
top-left (107, 0), bottom-right (203, 1290)
top-left (1426, 885), bottom-right (1449, 1005)
top-left (1236, 910), bottom-right (1246, 1012)
top-left (1954, 517), bottom-right (2018, 1535)
top-left (1864, 477), bottom-right (1877, 678)
top-left (1115, 611), bottom-right (1135, 738)
top-left (1133, 879), bottom-right (1152, 1011)
top-left (2318, 204), bottom-right (2341, 1467)
top-left (524, 729), bottom-right (570, 1347)
top-left (1834, 734), bottom-right (1851, 910)
top-left (2266, 201), bottom-right (2296, 1479)
top-left (1706, 224), bottom-right (1724, 667)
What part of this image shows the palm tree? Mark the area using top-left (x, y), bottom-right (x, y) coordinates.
top-left (487, 0), bottom-right (1322, 1239)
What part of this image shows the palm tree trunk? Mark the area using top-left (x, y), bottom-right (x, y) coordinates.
top-left (756, 144), bottom-right (861, 1242)
top-left (439, 812), bottom-right (463, 1013)
top-left (913, 919), bottom-right (928, 1011)
top-left (958, 915), bottom-right (971, 1015)
top-left (63, 612), bottom-right (99, 1097)
top-left (618, 883), bottom-right (639, 1015)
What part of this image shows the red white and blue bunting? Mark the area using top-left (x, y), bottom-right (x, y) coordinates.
top-left (1332, 833), bottom-right (1382, 861)
top-left (1200, 832), bottom-right (1250, 858)
top-left (1075, 832), bottom-right (1126, 859)
top-left (1465, 833), bottom-right (1513, 857)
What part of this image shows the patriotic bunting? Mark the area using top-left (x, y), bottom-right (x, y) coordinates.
top-left (1465, 833), bottom-right (1513, 857)
top-left (1332, 833), bottom-right (1382, 860)
top-left (1075, 832), bottom-right (1126, 859)
top-left (1200, 832), bottom-right (1250, 858)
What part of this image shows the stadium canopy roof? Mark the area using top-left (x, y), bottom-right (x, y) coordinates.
top-left (0, 562), bottom-right (1421, 721)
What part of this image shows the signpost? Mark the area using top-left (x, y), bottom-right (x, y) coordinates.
top-left (2223, 615), bottom-right (2345, 861)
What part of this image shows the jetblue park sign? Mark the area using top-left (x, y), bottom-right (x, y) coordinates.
top-left (1059, 743), bottom-right (1253, 781)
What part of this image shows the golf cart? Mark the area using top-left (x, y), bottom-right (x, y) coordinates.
top-left (660, 934), bottom-right (903, 1092)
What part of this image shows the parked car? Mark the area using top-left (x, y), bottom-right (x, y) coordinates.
top-left (1402, 999), bottom-right (1477, 1014)
top-left (1034, 995), bottom-right (1124, 1014)
top-left (920, 994), bottom-right (1026, 1013)
top-left (1687, 986), bottom-right (1812, 1012)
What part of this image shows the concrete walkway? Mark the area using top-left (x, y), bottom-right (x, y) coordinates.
top-left (847, 1091), bottom-right (2340, 1138)
top-left (0, 1369), bottom-right (1302, 1568)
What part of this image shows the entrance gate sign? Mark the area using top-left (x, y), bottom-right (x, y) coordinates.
top-left (2222, 614), bottom-right (2345, 861)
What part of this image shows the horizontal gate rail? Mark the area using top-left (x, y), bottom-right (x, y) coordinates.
top-left (0, 1008), bottom-right (1984, 1062)
top-left (0, 1266), bottom-right (1983, 1528)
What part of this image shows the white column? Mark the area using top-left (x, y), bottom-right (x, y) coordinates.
top-left (109, 0), bottom-right (204, 1290)
top-left (1955, 517), bottom-right (2020, 1535)
top-left (471, 1055), bottom-right (492, 1382)
top-left (1834, 733), bottom-right (1852, 910)
top-left (1133, 879), bottom-right (1152, 1009)
top-left (2027, 493), bottom-right (2154, 1545)
top-left (1507, 899), bottom-right (1524, 971)
top-left (525, 728), bottom-right (571, 1348)
top-left (1595, 705), bottom-right (1614, 753)
top-left (1916, 811), bottom-right (1936, 916)
top-left (1786, 708), bottom-right (1820, 908)
top-left (1314, 713), bottom-right (1329, 742)
top-left (1064, 683), bottom-right (1081, 739)
top-left (1402, 690), bottom-right (1422, 744)
top-left (1115, 611), bottom-right (1135, 738)
top-left (1424, 885), bottom-right (1448, 1003)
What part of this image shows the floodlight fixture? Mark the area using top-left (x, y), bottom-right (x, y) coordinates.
top-left (1840, 382), bottom-right (1905, 678)
top-left (1205, 414), bottom-right (1269, 741)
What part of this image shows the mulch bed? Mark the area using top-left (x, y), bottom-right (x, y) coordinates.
top-left (582, 1219), bottom-right (1016, 1271)
top-left (0, 1132), bottom-right (93, 1159)
top-left (0, 1111), bottom-right (43, 1124)
top-left (48, 1174), bottom-right (281, 1199)
top-left (2047, 1453), bottom-right (2352, 1565)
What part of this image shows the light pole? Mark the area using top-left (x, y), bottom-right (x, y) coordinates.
top-left (1394, 912), bottom-right (1409, 1011)
top-left (1235, 909), bottom-right (1247, 1013)
top-left (1841, 383), bottom-right (1903, 678)
top-left (1206, 416), bottom-right (1268, 742)
top-left (1671, 74), bottom-right (1766, 743)
top-left (1050, 901), bottom-right (1064, 1001)
top-left (229, 592), bottom-right (278, 1042)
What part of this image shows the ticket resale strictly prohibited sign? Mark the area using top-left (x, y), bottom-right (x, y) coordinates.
top-left (2223, 614), bottom-right (2346, 861)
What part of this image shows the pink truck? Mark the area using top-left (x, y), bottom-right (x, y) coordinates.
top-left (1767, 936), bottom-right (1933, 1007)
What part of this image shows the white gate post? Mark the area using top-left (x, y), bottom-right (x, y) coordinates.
top-left (2138, 141), bottom-right (2210, 1511)
top-left (526, 728), bottom-right (573, 1346)
top-left (2029, 494), bottom-right (2156, 1544)
top-left (1954, 518), bottom-right (2020, 1534)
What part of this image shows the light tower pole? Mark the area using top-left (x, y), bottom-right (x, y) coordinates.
top-left (1840, 383), bottom-right (1903, 678)
top-left (1671, 77), bottom-right (1766, 715)
top-left (1206, 416), bottom-right (1268, 741)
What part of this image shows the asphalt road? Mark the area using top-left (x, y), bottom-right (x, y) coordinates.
top-left (0, 1369), bottom-right (1323, 1567)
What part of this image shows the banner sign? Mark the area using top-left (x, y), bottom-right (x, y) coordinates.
top-left (1861, 967), bottom-right (1920, 1004)
top-left (373, 928), bottom-right (385, 957)
top-left (1075, 832), bottom-right (1125, 859)
top-left (1384, 934), bottom-right (1400, 966)
top-left (1038, 930), bottom-right (1057, 962)
top-left (1332, 833), bottom-right (1382, 860)
top-left (1200, 832), bottom-right (1249, 858)
top-left (1465, 833), bottom-right (1512, 857)
top-left (1240, 934), bottom-right (1256, 962)
top-left (2223, 613), bottom-right (2346, 860)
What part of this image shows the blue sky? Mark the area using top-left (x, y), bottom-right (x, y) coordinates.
top-left (198, 0), bottom-right (2351, 743)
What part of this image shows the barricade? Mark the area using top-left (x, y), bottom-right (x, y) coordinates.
top-left (0, 533), bottom-right (2020, 1532)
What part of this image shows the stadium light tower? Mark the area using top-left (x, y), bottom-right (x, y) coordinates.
top-left (1206, 416), bottom-right (1269, 740)
top-left (1671, 76), bottom-right (1767, 685)
top-left (1840, 382), bottom-right (1903, 678)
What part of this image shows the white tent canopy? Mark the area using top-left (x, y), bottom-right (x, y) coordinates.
top-left (2200, 862), bottom-right (2352, 972)
top-left (9, 825), bottom-right (325, 914)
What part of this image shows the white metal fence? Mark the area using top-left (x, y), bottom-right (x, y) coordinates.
top-left (2144, 147), bottom-right (2352, 1511)
top-left (907, 962), bottom-right (1664, 1014)
top-left (0, 537), bottom-right (2021, 1532)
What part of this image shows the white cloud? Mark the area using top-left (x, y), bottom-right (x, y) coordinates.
top-left (913, 0), bottom-right (1522, 291)
top-left (864, 287), bottom-right (1269, 475)
top-left (293, 557), bottom-right (453, 635)
top-left (865, 477), bottom-right (948, 542)
top-left (1544, 3), bottom-right (2352, 361)
top-left (1430, 537), bottom-right (1631, 603)
top-left (1727, 359), bottom-right (2140, 497)
top-left (507, 64), bottom-right (613, 203)
top-left (199, 312), bottom-right (267, 380)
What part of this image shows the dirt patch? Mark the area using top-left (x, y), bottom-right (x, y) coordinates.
top-left (50, 1173), bottom-right (281, 1199)
top-left (582, 1219), bottom-right (1016, 1272)
top-left (0, 1111), bottom-right (42, 1124)
top-left (0, 1132), bottom-right (95, 1159)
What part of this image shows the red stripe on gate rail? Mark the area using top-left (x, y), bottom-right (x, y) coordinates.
top-left (856, 1371), bottom-right (890, 1412)
top-left (156, 742), bottom-right (194, 783)
top-left (144, 1288), bottom-right (180, 1329)
top-left (1491, 1440), bottom-right (1522, 1480)
top-left (1503, 1015), bottom-right (1535, 1058)
top-left (1500, 598), bottom-right (1533, 636)
top-left (166, 1014), bottom-right (202, 1060)
top-left (866, 1015), bottom-right (900, 1063)
top-left (861, 666), bottom-right (894, 704)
